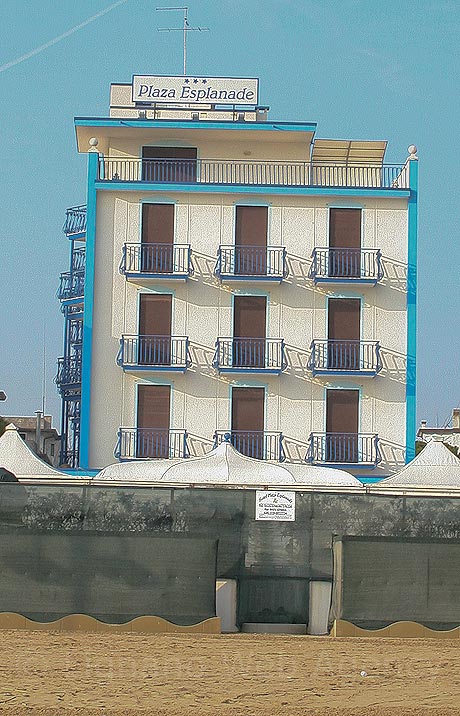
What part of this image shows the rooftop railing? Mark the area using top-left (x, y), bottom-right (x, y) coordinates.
top-left (214, 430), bottom-right (285, 462)
top-left (309, 340), bottom-right (381, 375)
top-left (117, 335), bottom-right (191, 371)
top-left (307, 432), bottom-right (380, 466)
top-left (63, 205), bottom-right (87, 236)
top-left (213, 338), bottom-right (286, 373)
top-left (98, 158), bottom-right (408, 189)
top-left (215, 245), bottom-right (288, 280)
top-left (120, 243), bottom-right (192, 278)
top-left (310, 248), bottom-right (383, 283)
top-left (115, 428), bottom-right (188, 460)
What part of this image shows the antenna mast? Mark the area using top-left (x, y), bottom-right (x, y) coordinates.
top-left (156, 6), bottom-right (208, 75)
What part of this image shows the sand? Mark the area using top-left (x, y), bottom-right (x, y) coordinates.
top-left (0, 630), bottom-right (459, 715)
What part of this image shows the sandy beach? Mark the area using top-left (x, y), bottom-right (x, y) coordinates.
top-left (0, 630), bottom-right (459, 715)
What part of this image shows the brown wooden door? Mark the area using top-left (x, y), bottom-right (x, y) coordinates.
top-left (329, 208), bottom-right (361, 277)
top-left (232, 387), bottom-right (265, 458)
top-left (235, 206), bottom-right (268, 275)
top-left (233, 296), bottom-right (266, 367)
top-left (326, 389), bottom-right (359, 462)
top-left (139, 294), bottom-right (172, 365)
top-left (327, 298), bottom-right (360, 369)
top-left (142, 146), bottom-right (197, 182)
top-left (141, 204), bottom-right (174, 273)
top-left (137, 384), bottom-right (170, 457)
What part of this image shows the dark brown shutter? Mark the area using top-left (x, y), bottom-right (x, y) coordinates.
top-left (329, 208), bottom-right (362, 249)
top-left (233, 296), bottom-right (266, 338)
top-left (142, 146), bottom-right (197, 182)
top-left (139, 294), bottom-right (172, 336)
top-left (235, 206), bottom-right (268, 275)
top-left (232, 387), bottom-right (265, 432)
top-left (142, 204), bottom-right (174, 245)
top-left (328, 298), bottom-right (360, 341)
top-left (136, 385), bottom-right (170, 458)
top-left (142, 147), bottom-right (197, 160)
top-left (326, 389), bottom-right (359, 462)
top-left (139, 294), bottom-right (172, 365)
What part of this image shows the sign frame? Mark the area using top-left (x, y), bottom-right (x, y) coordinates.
top-left (132, 74), bottom-right (259, 106)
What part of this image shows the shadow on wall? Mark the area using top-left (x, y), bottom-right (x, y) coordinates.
top-left (283, 254), bottom-right (316, 295)
top-left (188, 342), bottom-right (217, 377)
top-left (187, 433), bottom-right (214, 458)
top-left (380, 257), bottom-right (407, 294)
top-left (189, 252), bottom-right (221, 288)
top-left (284, 344), bottom-right (314, 381)
top-left (282, 437), bottom-right (310, 464)
top-left (378, 440), bottom-right (406, 473)
top-left (379, 348), bottom-right (407, 384)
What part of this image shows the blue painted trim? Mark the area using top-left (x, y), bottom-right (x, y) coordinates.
top-left (218, 275), bottom-right (283, 282)
top-left (125, 272), bottom-right (189, 281)
top-left (121, 366), bottom-right (188, 373)
top-left (75, 117), bottom-right (317, 132)
top-left (405, 160), bottom-right (418, 462)
top-left (94, 181), bottom-right (410, 198)
top-left (217, 368), bottom-right (283, 374)
top-left (313, 370), bottom-right (377, 377)
top-left (79, 152), bottom-right (98, 469)
top-left (313, 278), bottom-right (378, 286)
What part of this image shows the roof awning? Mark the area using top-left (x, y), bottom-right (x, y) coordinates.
top-left (312, 139), bottom-right (387, 165)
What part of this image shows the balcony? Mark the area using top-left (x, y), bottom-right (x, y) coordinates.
top-left (120, 243), bottom-right (192, 280)
top-left (310, 248), bottom-right (383, 284)
top-left (58, 270), bottom-right (85, 301)
top-left (214, 431), bottom-right (285, 462)
top-left (215, 245), bottom-right (287, 281)
top-left (55, 356), bottom-right (82, 389)
top-left (98, 158), bottom-right (408, 190)
top-left (307, 433), bottom-right (380, 467)
top-left (117, 335), bottom-right (191, 371)
top-left (115, 428), bottom-right (188, 460)
top-left (63, 205), bottom-right (87, 237)
top-left (213, 338), bottom-right (286, 373)
top-left (309, 340), bottom-right (381, 376)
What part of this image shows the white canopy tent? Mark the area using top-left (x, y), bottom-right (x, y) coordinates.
top-left (96, 440), bottom-right (362, 488)
top-left (0, 424), bottom-right (67, 480)
top-left (377, 439), bottom-right (460, 490)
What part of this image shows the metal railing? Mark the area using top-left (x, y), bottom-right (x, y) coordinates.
top-left (117, 335), bottom-right (191, 370)
top-left (307, 433), bottom-right (380, 465)
top-left (69, 319), bottom-right (83, 345)
top-left (309, 340), bottom-right (381, 374)
top-left (55, 356), bottom-right (82, 388)
top-left (213, 338), bottom-right (286, 372)
top-left (58, 270), bottom-right (85, 301)
top-left (115, 428), bottom-right (188, 460)
top-left (98, 158), bottom-right (408, 189)
top-left (310, 248), bottom-right (383, 282)
top-left (214, 430), bottom-right (285, 462)
top-left (216, 245), bottom-right (288, 279)
top-left (120, 243), bottom-right (192, 277)
top-left (71, 247), bottom-right (86, 272)
top-left (63, 205), bottom-right (87, 236)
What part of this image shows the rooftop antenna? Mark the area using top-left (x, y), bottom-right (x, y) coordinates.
top-left (156, 6), bottom-right (208, 75)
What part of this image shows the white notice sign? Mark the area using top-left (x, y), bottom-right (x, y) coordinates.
top-left (132, 75), bottom-right (259, 106)
top-left (255, 491), bottom-right (296, 522)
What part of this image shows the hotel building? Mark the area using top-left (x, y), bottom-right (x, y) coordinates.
top-left (56, 75), bottom-right (418, 478)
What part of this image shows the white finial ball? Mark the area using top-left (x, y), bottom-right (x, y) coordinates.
top-left (89, 137), bottom-right (99, 147)
top-left (408, 144), bottom-right (417, 155)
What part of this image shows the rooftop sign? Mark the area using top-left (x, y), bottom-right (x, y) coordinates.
top-left (132, 75), bottom-right (259, 106)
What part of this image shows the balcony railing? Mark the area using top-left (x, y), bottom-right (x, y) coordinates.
top-left (58, 270), bottom-right (85, 301)
top-left (120, 243), bottom-right (192, 278)
top-left (71, 247), bottom-right (86, 272)
top-left (55, 356), bottom-right (82, 388)
top-left (310, 248), bottom-right (383, 283)
top-left (213, 338), bottom-right (286, 373)
top-left (115, 428), bottom-right (188, 460)
top-left (98, 158), bottom-right (408, 189)
top-left (215, 245), bottom-right (287, 280)
top-left (117, 335), bottom-right (191, 371)
top-left (69, 319), bottom-right (83, 345)
top-left (63, 205), bottom-right (87, 236)
top-left (214, 430), bottom-right (285, 462)
top-left (309, 340), bottom-right (381, 376)
top-left (307, 433), bottom-right (380, 466)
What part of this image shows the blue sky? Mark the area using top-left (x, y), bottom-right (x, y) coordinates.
top-left (0, 0), bottom-right (458, 428)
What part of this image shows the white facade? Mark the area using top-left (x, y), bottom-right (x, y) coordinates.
top-left (71, 77), bottom-right (417, 477)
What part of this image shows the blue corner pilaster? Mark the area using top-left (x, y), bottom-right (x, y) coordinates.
top-left (79, 151), bottom-right (98, 469)
top-left (405, 158), bottom-right (418, 462)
